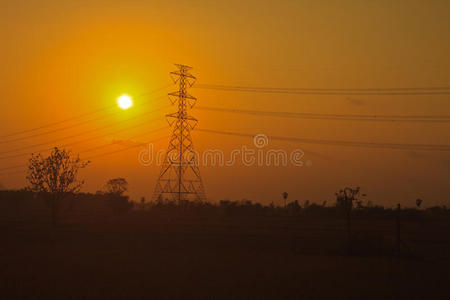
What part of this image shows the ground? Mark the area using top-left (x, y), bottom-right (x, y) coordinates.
top-left (1, 213), bottom-right (449, 299)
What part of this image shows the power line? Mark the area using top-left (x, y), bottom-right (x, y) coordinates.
top-left (197, 129), bottom-right (450, 152)
top-left (0, 164), bottom-right (25, 172)
top-left (196, 106), bottom-right (450, 123)
top-left (0, 134), bottom-right (169, 177)
top-left (0, 128), bottom-right (169, 174)
top-left (85, 135), bottom-right (168, 161)
top-left (80, 126), bottom-right (166, 155)
top-left (0, 106), bottom-right (115, 139)
top-left (0, 96), bottom-right (168, 145)
top-left (0, 170), bottom-right (25, 177)
top-left (197, 84), bottom-right (450, 92)
top-left (195, 84), bottom-right (450, 96)
top-left (0, 84), bottom-right (173, 141)
top-left (0, 105), bottom-right (169, 158)
top-left (0, 118), bottom-right (166, 160)
top-left (0, 84), bottom-right (175, 177)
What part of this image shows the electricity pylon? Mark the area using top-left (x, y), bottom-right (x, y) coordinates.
top-left (152, 64), bottom-right (206, 204)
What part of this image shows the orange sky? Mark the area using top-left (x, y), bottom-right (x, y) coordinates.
top-left (1, 0), bottom-right (450, 207)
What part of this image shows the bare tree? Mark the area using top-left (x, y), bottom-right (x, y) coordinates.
top-left (335, 187), bottom-right (365, 247)
top-left (105, 178), bottom-right (128, 196)
top-left (27, 147), bottom-right (89, 226)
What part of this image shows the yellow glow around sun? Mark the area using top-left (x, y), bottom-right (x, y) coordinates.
top-left (117, 94), bottom-right (133, 110)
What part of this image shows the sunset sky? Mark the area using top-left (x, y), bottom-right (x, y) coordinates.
top-left (1, 0), bottom-right (449, 207)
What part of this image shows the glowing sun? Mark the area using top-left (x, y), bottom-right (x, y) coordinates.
top-left (117, 94), bottom-right (133, 110)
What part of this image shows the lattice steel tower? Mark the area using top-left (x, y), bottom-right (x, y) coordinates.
top-left (152, 64), bottom-right (206, 203)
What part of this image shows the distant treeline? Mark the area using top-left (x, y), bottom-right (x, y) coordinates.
top-left (0, 190), bottom-right (448, 223)
top-left (140, 198), bottom-right (449, 219)
top-left (0, 190), bottom-right (132, 222)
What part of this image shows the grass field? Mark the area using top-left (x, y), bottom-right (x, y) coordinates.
top-left (1, 212), bottom-right (449, 299)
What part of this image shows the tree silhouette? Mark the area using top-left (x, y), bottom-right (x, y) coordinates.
top-left (416, 198), bottom-right (423, 208)
top-left (304, 200), bottom-right (310, 208)
top-left (282, 192), bottom-right (288, 208)
top-left (26, 147), bottom-right (89, 226)
top-left (105, 178), bottom-right (128, 196)
top-left (335, 187), bottom-right (365, 249)
top-left (104, 178), bottom-right (131, 216)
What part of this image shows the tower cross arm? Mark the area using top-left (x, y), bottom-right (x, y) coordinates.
top-left (170, 71), bottom-right (196, 80)
top-left (165, 112), bottom-right (198, 121)
top-left (168, 91), bottom-right (197, 100)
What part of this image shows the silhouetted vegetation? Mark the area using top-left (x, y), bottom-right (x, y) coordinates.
top-left (2, 188), bottom-right (448, 223)
top-left (104, 177), bottom-right (128, 196)
top-left (335, 187), bottom-right (366, 251)
top-left (1, 189), bottom-right (449, 299)
top-left (26, 147), bottom-right (89, 226)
